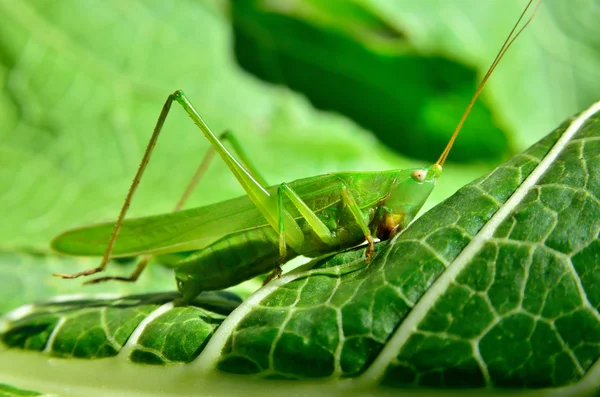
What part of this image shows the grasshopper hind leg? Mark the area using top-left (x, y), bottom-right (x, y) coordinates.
top-left (82, 255), bottom-right (152, 285)
top-left (54, 91), bottom-right (265, 284)
top-left (263, 263), bottom-right (283, 286)
top-left (262, 183), bottom-right (289, 286)
top-left (80, 129), bottom-right (266, 286)
top-left (54, 96), bottom-right (176, 281)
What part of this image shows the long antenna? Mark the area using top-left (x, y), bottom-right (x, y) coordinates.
top-left (435, 0), bottom-right (541, 167)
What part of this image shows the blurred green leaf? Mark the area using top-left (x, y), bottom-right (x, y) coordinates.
top-left (0, 252), bottom-right (176, 314)
top-left (231, 0), bottom-right (600, 163)
top-left (0, 383), bottom-right (52, 397)
top-left (231, 0), bottom-right (507, 162)
top-left (357, 0), bottom-right (600, 150)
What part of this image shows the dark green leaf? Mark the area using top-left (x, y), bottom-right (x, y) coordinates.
top-left (0, 384), bottom-right (50, 397)
top-left (231, 0), bottom-right (507, 162)
top-left (2, 292), bottom-right (238, 362)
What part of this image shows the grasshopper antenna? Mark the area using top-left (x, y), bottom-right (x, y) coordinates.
top-left (435, 0), bottom-right (541, 168)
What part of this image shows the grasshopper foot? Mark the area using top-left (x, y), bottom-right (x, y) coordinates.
top-left (53, 267), bottom-right (103, 279)
top-left (365, 235), bottom-right (375, 263)
top-left (84, 276), bottom-right (137, 285)
top-left (263, 265), bottom-right (283, 286)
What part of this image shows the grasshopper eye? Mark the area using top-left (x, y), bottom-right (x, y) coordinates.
top-left (176, 278), bottom-right (185, 291)
top-left (411, 170), bottom-right (427, 183)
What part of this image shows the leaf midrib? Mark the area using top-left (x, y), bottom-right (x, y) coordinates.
top-left (354, 100), bottom-right (600, 387)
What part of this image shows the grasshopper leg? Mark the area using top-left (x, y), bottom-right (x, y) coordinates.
top-left (53, 96), bottom-right (176, 280)
top-left (173, 91), bottom-right (305, 251)
top-left (264, 182), bottom-right (339, 285)
top-left (56, 90), bottom-right (275, 282)
top-left (81, 130), bottom-right (267, 285)
top-left (83, 255), bottom-right (151, 284)
top-left (261, 181), bottom-right (375, 286)
top-left (57, 90), bottom-right (303, 284)
top-left (263, 184), bottom-right (290, 285)
top-left (263, 266), bottom-right (283, 286)
top-left (174, 130), bottom-right (268, 211)
top-left (277, 182), bottom-right (375, 259)
top-left (341, 185), bottom-right (375, 262)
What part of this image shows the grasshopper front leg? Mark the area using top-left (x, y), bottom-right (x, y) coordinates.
top-left (263, 181), bottom-right (375, 285)
top-left (264, 181), bottom-right (338, 285)
top-left (277, 181), bottom-right (377, 262)
top-left (340, 185), bottom-right (376, 260)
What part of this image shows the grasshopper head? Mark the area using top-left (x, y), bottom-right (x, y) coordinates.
top-left (375, 164), bottom-right (442, 240)
top-left (175, 272), bottom-right (203, 304)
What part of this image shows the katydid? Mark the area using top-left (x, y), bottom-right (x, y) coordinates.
top-left (51, 1), bottom-right (540, 303)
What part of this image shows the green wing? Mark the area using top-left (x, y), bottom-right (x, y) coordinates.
top-left (51, 172), bottom-right (397, 257)
top-left (51, 194), bottom-right (266, 257)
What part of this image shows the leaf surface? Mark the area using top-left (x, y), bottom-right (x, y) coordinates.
top-left (1, 104), bottom-right (599, 395)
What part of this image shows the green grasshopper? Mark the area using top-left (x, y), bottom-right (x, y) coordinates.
top-left (52, 1), bottom-right (540, 303)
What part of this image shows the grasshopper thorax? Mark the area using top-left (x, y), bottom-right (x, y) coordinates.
top-left (374, 164), bottom-right (442, 240)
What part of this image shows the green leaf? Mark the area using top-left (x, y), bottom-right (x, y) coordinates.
top-left (215, 104), bottom-right (600, 386)
top-left (1, 292), bottom-right (238, 363)
top-left (1, 104), bottom-right (599, 395)
top-left (231, 0), bottom-right (508, 162)
top-left (359, 0), bottom-right (600, 152)
top-left (230, 0), bottom-right (600, 164)
top-left (0, 384), bottom-right (52, 397)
